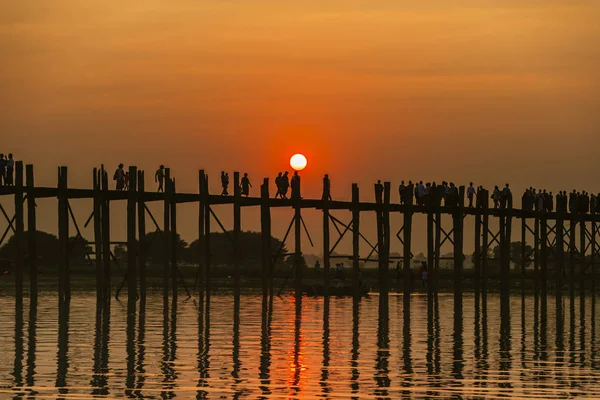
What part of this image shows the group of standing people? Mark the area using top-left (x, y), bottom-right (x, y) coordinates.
top-left (113, 164), bottom-right (131, 191)
top-left (522, 188), bottom-right (600, 214)
top-left (0, 153), bottom-right (15, 187)
top-left (220, 171), bottom-right (252, 196)
top-left (274, 171), bottom-right (301, 199)
top-left (397, 180), bottom-right (463, 207)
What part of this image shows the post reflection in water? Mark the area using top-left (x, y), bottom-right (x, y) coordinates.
top-left (320, 296), bottom-right (330, 396)
top-left (55, 301), bottom-right (70, 395)
top-left (259, 296), bottom-right (272, 398)
top-left (374, 292), bottom-right (390, 398)
top-left (26, 298), bottom-right (37, 397)
top-left (2, 291), bottom-right (600, 399)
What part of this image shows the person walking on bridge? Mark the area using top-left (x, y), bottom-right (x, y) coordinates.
top-left (0, 154), bottom-right (5, 186)
top-left (398, 181), bottom-right (406, 205)
top-left (114, 164), bottom-right (125, 191)
top-left (467, 182), bottom-right (476, 208)
top-left (221, 171), bottom-right (229, 196)
top-left (274, 172), bottom-right (283, 198)
top-left (155, 165), bottom-right (165, 192)
top-left (322, 174), bottom-right (332, 201)
top-left (241, 173), bottom-right (252, 196)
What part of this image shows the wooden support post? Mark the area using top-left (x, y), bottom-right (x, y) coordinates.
top-left (569, 218), bottom-right (576, 303)
top-left (163, 168), bottom-right (171, 300)
top-left (58, 166), bottom-right (70, 303)
top-left (382, 182), bottom-right (391, 298)
top-left (323, 183), bottom-right (331, 298)
top-left (540, 216), bottom-right (548, 298)
top-left (204, 175), bottom-right (211, 299)
top-left (101, 166), bottom-right (111, 300)
top-left (352, 183), bottom-right (360, 298)
top-left (580, 217), bottom-right (586, 309)
top-left (375, 183), bottom-right (384, 293)
top-left (427, 204), bottom-right (434, 297)
top-left (170, 178), bottom-right (178, 298)
top-left (473, 205), bottom-right (481, 297)
top-left (260, 179), bottom-right (270, 298)
top-left (505, 195), bottom-right (513, 291)
top-left (481, 191), bottom-right (490, 297)
top-left (127, 167), bottom-right (137, 304)
top-left (294, 175), bottom-right (302, 300)
top-left (434, 209), bottom-right (441, 292)
top-left (93, 169), bottom-right (102, 300)
top-left (233, 172), bottom-right (241, 298)
top-left (14, 162), bottom-right (24, 300)
top-left (534, 214), bottom-right (540, 292)
top-left (521, 216), bottom-right (527, 295)
top-left (197, 170), bottom-right (206, 299)
top-left (453, 187), bottom-right (465, 301)
top-left (403, 184), bottom-right (414, 301)
top-left (556, 209), bottom-right (565, 306)
top-left (591, 218), bottom-right (596, 295)
top-left (137, 170), bottom-right (147, 302)
top-left (25, 164), bottom-right (36, 299)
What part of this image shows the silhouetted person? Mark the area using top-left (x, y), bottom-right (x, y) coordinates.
top-left (5, 153), bottom-right (14, 186)
top-left (291, 171), bottom-right (300, 200)
top-left (467, 182), bottom-right (475, 208)
top-left (124, 172), bottom-right (130, 190)
top-left (375, 180), bottom-right (384, 203)
top-left (0, 154), bottom-right (5, 186)
top-left (398, 181), bottom-right (406, 204)
top-left (281, 171), bottom-right (290, 199)
top-left (114, 163), bottom-right (125, 191)
top-left (241, 173), bottom-right (252, 196)
top-left (274, 172), bottom-right (283, 198)
top-left (221, 171), bottom-right (229, 196)
top-left (315, 260), bottom-right (321, 271)
top-left (548, 191), bottom-right (554, 212)
top-left (492, 186), bottom-right (500, 209)
top-left (501, 184), bottom-right (511, 209)
top-left (155, 165), bottom-right (165, 192)
top-left (322, 174), bottom-right (332, 201)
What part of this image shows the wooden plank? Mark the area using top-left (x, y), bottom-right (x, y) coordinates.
top-left (481, 191), bottom-right (490, 297)
top-left (58, 166), bottom-right (70, 303)
top-left (555, 207), bottom-right (565, 304)
top-left (26, 164), bottom-right (36, 299)
top-left (434, 209), bottom-right (441, 292)
top-left (427, 201), bottom-right (434, 296)
top-left (580, 217), bottom-right (586, 308)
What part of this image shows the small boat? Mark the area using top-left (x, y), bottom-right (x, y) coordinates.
top-left (302, 283), bottom-right (370, 297)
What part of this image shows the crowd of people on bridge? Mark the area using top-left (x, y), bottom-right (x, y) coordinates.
top-left (0, 153), bottom-right (15, 187)
top-left (111, 165), bottom-right (600, 216)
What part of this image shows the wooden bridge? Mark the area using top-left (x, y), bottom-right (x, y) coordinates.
top-left (1, 162), bottom-right (598, 316)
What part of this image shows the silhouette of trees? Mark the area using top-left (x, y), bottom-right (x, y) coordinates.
top-left (0, 231), bottom-right (92, 266)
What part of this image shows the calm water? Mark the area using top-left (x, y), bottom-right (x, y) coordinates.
top-left (0, 291), bottom-right (599, 399)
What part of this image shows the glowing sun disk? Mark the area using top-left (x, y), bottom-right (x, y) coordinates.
top-left (290, 154), bottom-right (307, 171)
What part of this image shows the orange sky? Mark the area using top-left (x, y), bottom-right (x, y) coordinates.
top-left (1, 1), bottom-right (599, 255)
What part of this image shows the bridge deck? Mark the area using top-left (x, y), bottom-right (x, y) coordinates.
top-left (0, 186), bottom-right (598, 221)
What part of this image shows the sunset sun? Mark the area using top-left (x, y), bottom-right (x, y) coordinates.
top-left (290, 154), bottom-right (307, 171)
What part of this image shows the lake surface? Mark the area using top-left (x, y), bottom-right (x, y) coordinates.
top-left (0, 291), bottom-right (599, 399)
